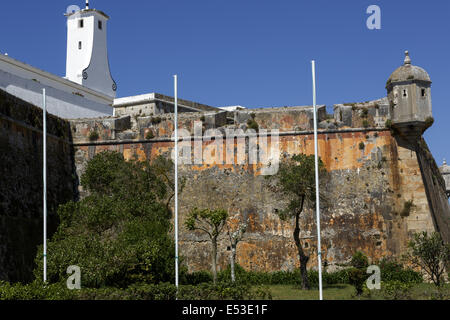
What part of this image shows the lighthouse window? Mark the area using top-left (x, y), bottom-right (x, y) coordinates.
top-left (78, 41), bottom-right (82, 50)
top-left (98, 20), bottom-right (103, 30)
top-left (403, 90), bottom-right (407, 97)
top-left (421, 89), bottom-right (426, 97)
top-left (79, 19), bottom-right (84, 28)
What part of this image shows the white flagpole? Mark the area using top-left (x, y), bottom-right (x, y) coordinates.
top-left (42, 88), bottom-right (47, 283)
top-left (174, 75), bottom-right (179, 290)
top-left (312, 60), bottom-right (323, 300)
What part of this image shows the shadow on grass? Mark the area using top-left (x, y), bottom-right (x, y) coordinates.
top-left (293, 284), bottom-right (349, 290)
top-left (323, 284), bottom-right (348, 290)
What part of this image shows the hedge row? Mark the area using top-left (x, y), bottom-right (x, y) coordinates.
top-left (183, 262), bottom-right (422, 287)
top-left (0, 260), bottom-right (421, 300)
top-left (0, 281), bottom-right (271, 301)
top-left (182, 266), bottom-right (351, 287)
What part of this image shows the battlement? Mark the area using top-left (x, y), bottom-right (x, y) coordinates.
top-left (70, 97), bottom-right (391, 144)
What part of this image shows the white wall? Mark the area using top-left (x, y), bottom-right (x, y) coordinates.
top-left (66, 14), bottom-right (94, 85)
top-left (0, 68), bottom-right (113, 119)
top-left (0, 54), bottom-right (112, 105)
top-left (66, 10), bottom-right (116, 98)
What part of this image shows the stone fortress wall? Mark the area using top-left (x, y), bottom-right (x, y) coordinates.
top-left (69, 96), bottom-right (450, 272)
top-left (0, 89), bottom-right (75, 282)
top-left (1, 51), bottom-right (449, 279)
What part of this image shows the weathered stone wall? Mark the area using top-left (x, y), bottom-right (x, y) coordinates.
top-left (0, 89), bottom-right (75, 282)
top-left (1, 88), bottom-right (447, 279)
top-left (71, 99), bottom-right (448, 273)
top-left (113, 93), bottom-right (222, 129)
top-left (415, 138), bottom-right (450, 243)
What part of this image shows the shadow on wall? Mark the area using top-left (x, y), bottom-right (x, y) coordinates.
top-left (0, 89), bottom-right (77, 283)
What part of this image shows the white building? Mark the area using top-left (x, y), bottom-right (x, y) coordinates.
top-left (0, 1), bottom-right (115, 119)
top-left (440, 159), bottom-right (450, 198)
top-left (0, 1), bottom-right (223, 120)
top-left (218, 105), bottom-right (247, 112)
top-left (65, 3), bottom-right (117, 98)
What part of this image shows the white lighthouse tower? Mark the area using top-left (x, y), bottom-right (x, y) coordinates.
top-left (65, 1), bottom-right (117, 98)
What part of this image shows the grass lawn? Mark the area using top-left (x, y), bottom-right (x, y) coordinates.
top-left (266, 283), bottom-right (450, 300)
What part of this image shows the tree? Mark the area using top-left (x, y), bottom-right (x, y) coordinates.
top-left (348, 251), bottom-right (369, 296)
top-left (150, 155), bottom-right (186, 211)
top-left (185, 208), bottom-right (228, 284)
top-left (407, 231), bottom-right (450, 287)
top-left (267, 154), bottom-right (327, 290)
top-left (226, 220), bottom-right (248, 283)
top-left (34, 151), bottom-right (179, 288)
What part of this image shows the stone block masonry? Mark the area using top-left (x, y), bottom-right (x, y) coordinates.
top-left (0, 89), bottom-right (76, 282)
top-left (71, 98), bottom-right (450, 273)
top-left (1, 84), bottom-right (448, 279)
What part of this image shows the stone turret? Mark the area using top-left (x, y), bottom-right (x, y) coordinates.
top-left (440, 159), bottom-right (450, 198)
top-left (386, 51), bottom-right (433, 139)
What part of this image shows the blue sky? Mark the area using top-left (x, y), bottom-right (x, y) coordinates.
top-left (0, 0), bottom-right (449, 163)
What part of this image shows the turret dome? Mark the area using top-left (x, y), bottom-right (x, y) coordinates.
top-left (387, 51), bottom-right (431, 89)
top-left (385, 51), bottom-right (433, 139)
top-left (441, 159), bottom-right (450, 175)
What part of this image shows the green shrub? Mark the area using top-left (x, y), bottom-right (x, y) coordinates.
top-left (145, 131), bottom-right (155, 140)
top-left (323, 269), bottom-right (351, 285)
top-left (361, 108), bottom-right (369, 118)
top-left (182, 271), bottom-right (213, 285)
top-left (220, 267), bottom-right (357, 287)
top-left (177, 283), bottom-right (215, 300)
top-left (362, 120), bottom-right (369, 128)
top-left (306, 270), bottom-right (320, 288)
top-left (347, 252), bottom-right (370, 295)
top-left (179, 282), bottom-right (271, 300)
top-left (351, 251), bottom-right (369, 269)
top-left (385, 119), bottom-right (392, 129)
top-left (184, 266), bottom-right (361, 289)
top-left (401, 200), bottom-right (415, 217)
top-left (247, 119), bottom-right (259, 132)
top-left (308, 269), bottom-right (351, 288)
top-left (381, 281), bottom-right (413, 300)
top-left (215, 265), bottom-right (305, 286)
top-left (89, 131), bottom-right (99, 141)
top-left (269, 270), bottom-right (302, 285)
top-left (34, 152), bottom-right (178, 288)
top-left (378, 258), bottom-right (422, 284)
top-left (348, 268), bottom-right (367, 296)
top-left (218, 267), bottom-right (351, 287)
top-left (359, 142), bottom-right (365, 150)
top-left (408, 231), bottom-right (450, 287)
top-left (0, 280), bottom-right (271, 301)
top-left (428, 287), bottom-right (450, 300)
top-left (0, 281), bottom-right (175, 301)
top-left (0, 281), bottom-right (76, 300)
top-left (151, 117), bottom-right (162, 125)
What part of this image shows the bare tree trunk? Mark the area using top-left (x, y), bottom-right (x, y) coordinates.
top-left (293, 198), bottom-right (309, 290)
top-left (230, 246), bottom-right (236, 283)
top-left (212, 236), bottom-right (218, 285)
